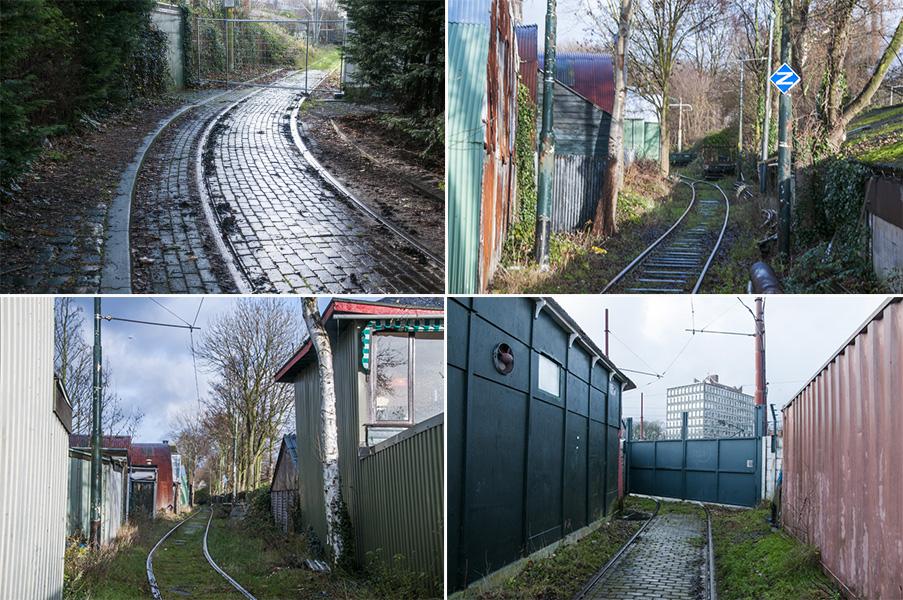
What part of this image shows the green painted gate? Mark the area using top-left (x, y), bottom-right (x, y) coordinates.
top-left (626, 415), bottom-right (761, 507)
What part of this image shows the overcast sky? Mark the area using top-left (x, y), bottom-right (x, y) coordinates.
top-left (66, 296), bottom-right (335, 443)
top-left (555, 295), bottom-right (887, 425)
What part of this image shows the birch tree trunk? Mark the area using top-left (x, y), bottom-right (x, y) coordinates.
top-left (592, 0), bottom-right (633, 236)
top-left (301, 297), bottom-right (343, 562)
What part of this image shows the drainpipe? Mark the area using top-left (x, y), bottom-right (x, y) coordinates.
top-left (534, 0), bottom-right (557, 268)
top-left (90, 298), bottom-right (103, 549)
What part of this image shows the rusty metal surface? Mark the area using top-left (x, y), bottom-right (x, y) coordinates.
top-left (515, 25), bottom-right (538, 101)
top-left (538, 52), bottom-right (615, 113)
top-left (130, 443), bottom-right (176, 513)
top-left (477, 0), bottom-right (519, 291)
top-left (782, 297), bottom-right (903, 599)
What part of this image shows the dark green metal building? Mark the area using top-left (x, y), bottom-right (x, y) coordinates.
top-left (275, 298), bottom-right (445, 587)
top-left (448, 297), bottom-right (635, 590)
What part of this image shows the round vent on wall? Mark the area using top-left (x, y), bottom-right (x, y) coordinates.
top-left (493, 343), bottom-right (515, 375)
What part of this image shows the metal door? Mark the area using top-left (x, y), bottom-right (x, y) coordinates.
top-left (129, 481), bottom-right (155, 519)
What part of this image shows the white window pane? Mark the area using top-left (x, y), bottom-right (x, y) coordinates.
top-left (413, 336), bottom-right (444, 422)
top-left (373, 334), bottom-right (409, 422)
top-left (538, 355), bottom-right (560, 396)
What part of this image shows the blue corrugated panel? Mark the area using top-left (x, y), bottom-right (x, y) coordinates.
top-left (447, 22), bottom-right (489, 293)
top-left (539, 51), bottom-right (615, 112)
top-left (448, 0), bottom-right (491, 24)
top-left (515, 25), bottom-right (538, 101)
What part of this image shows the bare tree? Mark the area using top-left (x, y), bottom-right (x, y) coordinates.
top-left (301, 297), bottom-right (343, 563)
top-left (54, 298), bottom-right (143, 437)
top-left (170, 411), bottom-right (207, 505)
top-left (593, 0), bottom-right (634, 236)
top-left (198, 298), bottom-right (299, 494)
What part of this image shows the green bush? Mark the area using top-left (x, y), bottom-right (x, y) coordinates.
top-left (0, 0), bottom-right (169, 183)
top-left (502, 83), bottom-right (539, 264)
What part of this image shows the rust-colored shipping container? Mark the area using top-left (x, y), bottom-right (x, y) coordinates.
top-left (782, 297), bottom-right (903, 599)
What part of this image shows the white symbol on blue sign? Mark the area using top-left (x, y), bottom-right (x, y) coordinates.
top-left (769, 63), bottom-right (800, 94)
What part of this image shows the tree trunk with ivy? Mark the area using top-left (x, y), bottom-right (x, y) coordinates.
top-left (301, 298), bottom-right (343, 563)
top-left (593, 0), bottom-right (633, 236)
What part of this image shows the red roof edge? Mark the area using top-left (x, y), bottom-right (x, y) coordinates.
top-left (274, 299), bottom-right (443, 382)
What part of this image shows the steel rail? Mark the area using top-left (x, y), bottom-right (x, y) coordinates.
top-left (289, 88), bottom-right (444, 267)
top-left (696, 502), bottom-right (718, 600)
top-left (600, 180), bottom-right (697, 293)
top-left (146, 511), bottom-right (200, 600)
top-left (572, 499), bottom-right (662, 600)
top-left (680, 175), bottom-right (731, 294)
top-left (202, 509), bottom-right (258, 600)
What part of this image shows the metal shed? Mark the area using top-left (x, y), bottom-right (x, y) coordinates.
top-left (275, 298), bottom-right (445, 588)
top-left (448, 0), bottom-right (520, 293)
top-left (447, 297), bottom-right (635, 591)
top-left (0, 298), bottom-right (70, 600)
top-left (128, 443), bottom-right (177, 516)
top-left (270, 434), bottom-right (298, 534)
top-left (67, 449), bottom-right (128, 545)
top-left (782, 297), bottom-right (903, 599)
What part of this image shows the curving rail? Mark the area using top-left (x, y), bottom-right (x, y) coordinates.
top-left (146, 511), bottom-right (199, 600)
top-left (202, 509), bottom-right (258, 600)
top-left (602, 175), bottom-right (730, 294)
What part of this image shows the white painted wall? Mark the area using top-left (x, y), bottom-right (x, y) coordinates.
top-left (0, 298), bottom-right (69, 600)
top-left (761, 434), bottom-right (783, 501)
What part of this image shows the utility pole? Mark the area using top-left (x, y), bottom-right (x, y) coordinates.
top-left (668, 98), bottom-right (693, 152)
top-left (534, 0), bottom-right (558, 268)
top-left (89, 298), bottom-right (103, 549)
top-left (640, 393), bottom-right (644, 440)
top-left (760, 10), bottom-right (775, 193)
top-left (777, 0), bottom-right (792, 256)
top-left (734, 57), bottom-right (766, 180)
top-left (754, 297), bottom-right (767, 433)
top-left (232, 412), bottom-right (238, 503)
top-left (604, 308), bottom-right (610, 356)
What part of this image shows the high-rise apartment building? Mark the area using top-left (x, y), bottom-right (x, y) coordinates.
top-left (665, 375), bottom-right (755, 439)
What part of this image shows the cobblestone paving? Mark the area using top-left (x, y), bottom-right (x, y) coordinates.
top-left (131, 87), bottom-right (256, 293)
top-left (204, 70), bottom-right (444, 293)
top-left (585, 513), bottom-right (708, 600)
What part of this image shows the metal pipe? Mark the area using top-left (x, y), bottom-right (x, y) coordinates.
top-left (760, 11), bottom-right (775, 193)
top-left (749, 261), bottom-right (783, 293)
top-left (305, 20), bottom-right (310, 94)
top-left (534, 0), bottom-right (557, 268)
top-left (777, 0), bottom-right (792, 256)
top-left (640, 393), bottom-right (644, 440)
top-left (90, 297), bottom-right (103, 549)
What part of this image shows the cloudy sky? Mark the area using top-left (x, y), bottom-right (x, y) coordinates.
top-left (555, 295), bottom-right (887, 425)
top-left (65, 296), bottom-right (334, 443)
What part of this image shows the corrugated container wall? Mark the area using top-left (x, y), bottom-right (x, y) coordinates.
top-left (448, 297), bottom-right (635, 591)
top-left (448, 0), bottom-right (519, 293)
top-left (782, 298), bottom-right (903, 599)
top-left (0, 298), bottom-right (69, 600)
top-left (68, 453), bottom-right (127, 545)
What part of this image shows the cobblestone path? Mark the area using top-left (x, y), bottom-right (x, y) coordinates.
top-left (584, 512), bottom-right (709, 600)
top-left (203, 70), bottom-right (443, 293)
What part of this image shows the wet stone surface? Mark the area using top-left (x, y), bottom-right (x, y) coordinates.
top-left (584, 512), bottom-right (708, 600)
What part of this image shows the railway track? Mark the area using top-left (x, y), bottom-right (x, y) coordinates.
top-left (573, 499), bottom-right (717, 600)
top-left (602, 176), bottom-right (730, 294)
top-left (146, 507), bottom-right (257, 600)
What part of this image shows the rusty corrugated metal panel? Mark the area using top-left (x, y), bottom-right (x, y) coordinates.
top-left (782, 297), bottom-right (903, 599)
top-left (479, 0), bottom-right (519, 292)
top-left (515, 25), bottom-right (538, 101)
top-left (129, 443), bottom-right (175, 513)
top-left (539, 52), bottom-right (615, 113)
top-left (0, 297), bottom-right (68, 599)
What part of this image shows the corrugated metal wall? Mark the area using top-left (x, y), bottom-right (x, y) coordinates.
top-left (624, 118), bottom-right (660, 162)
top-left (515, 25), bottom-right (538, 101)
top-left (538, 52), bottom-right (615, 113)
top-left (536, 81), bottom-right (612, 232)
top-left (782, 298), bottom-right (903, 599)
top-left (0, 297), bottom-right (69, 600)
top-left (292, 321), bottom-right (443, 587)
top-left (448, 297), bottom-right (631, 591)
top-left (67, 453), bottom-right (126, 545)
top-left (448, 0), bottom-right (519, 293)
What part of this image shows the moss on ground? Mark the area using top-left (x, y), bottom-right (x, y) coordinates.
top-left (710, 506), bottom-right (841, 600)
top-left (844, 105), bottom-right (903, 168)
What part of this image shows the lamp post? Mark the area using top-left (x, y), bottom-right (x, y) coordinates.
top-left (534, 0), bottom-right (558, 268)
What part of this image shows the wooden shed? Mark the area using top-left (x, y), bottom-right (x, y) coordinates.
top-left (270, 434), bottom-right (298, 533)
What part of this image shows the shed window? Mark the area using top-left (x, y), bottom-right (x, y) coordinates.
top-left (366, 331), bottom-right (444, 446)
top-left (537, 354), bottom-right (560, 397)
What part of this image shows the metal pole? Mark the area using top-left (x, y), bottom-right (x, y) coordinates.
top-left (197, 15), bottom-right (202, 83)
top-left (89, 298), bottom-right (103, 549)
top-left (677, 98), bottom-right (683, 152)
top-left (754, 297), bottom-right (767, 433)
top-left (534, 0), bottom-right (557, 268)
top-left (231, 413), bottom-right (238, 503)
top-left (760, 12), bottom-right (775, 193)
top-left (305, 20), bottom-right (310, 94)
top-left (777, 0), bottom-right (792, 256)
top-left (604, 308), bottom-right (609, 356)
top-left (640, 393), bottom-right (644, 440)
top-left (738, 63), bottom-right (744, 180)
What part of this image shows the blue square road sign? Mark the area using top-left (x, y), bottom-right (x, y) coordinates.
top-left (770, 63), bottom-right (800, 94)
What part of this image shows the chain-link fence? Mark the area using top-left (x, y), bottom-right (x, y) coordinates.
top-left (193, 17), bottom-right (346, 92)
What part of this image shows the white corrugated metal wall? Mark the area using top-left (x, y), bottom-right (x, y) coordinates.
top-left (0, 297), bottom-right (69, 600)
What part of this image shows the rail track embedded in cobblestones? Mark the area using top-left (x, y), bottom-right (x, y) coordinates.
top-left (573, 499), bottom-right (661, 600)
top-left (699, 502), bottom-right (717, 600)
top-left (602, 176), bottom-right (730, 294)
